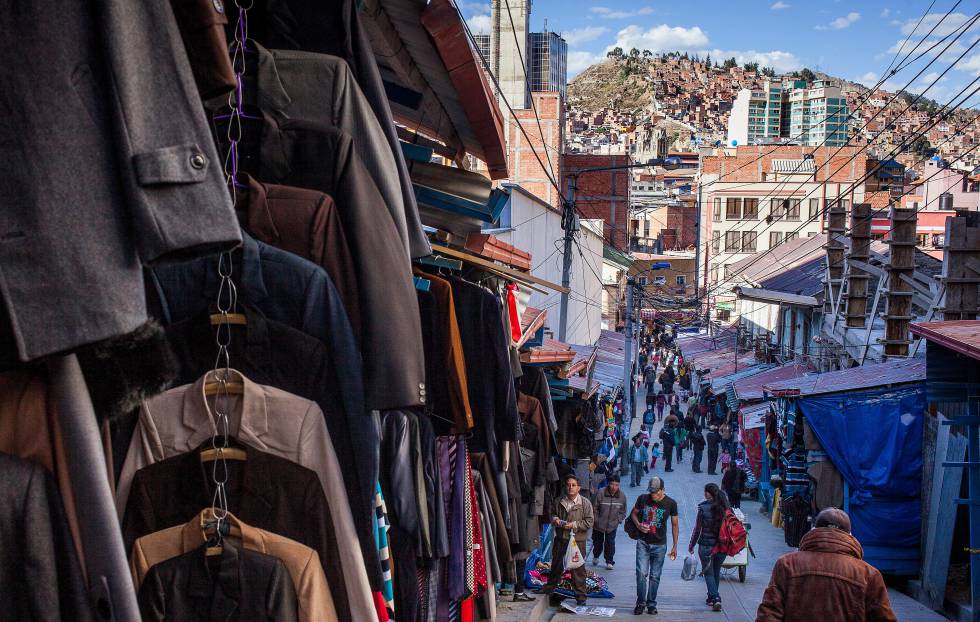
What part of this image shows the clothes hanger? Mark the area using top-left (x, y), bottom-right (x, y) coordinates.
top-left (203, 368), bottom-right (245, 396)
top-left (201, 512), bottom-right (244, 556)
top-left (209, 312), bottom-right (248, 326)
top-left (200, 435), bottom-right (247, 462)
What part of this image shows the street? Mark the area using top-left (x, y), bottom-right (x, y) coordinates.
top-left (547, 389), bottom-right (946, 621)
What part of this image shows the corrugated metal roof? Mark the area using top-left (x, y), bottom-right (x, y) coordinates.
top-left (733, 361), bottom-right (814, 402)
top-left (911, 321), bottom-right (980, 361)
top-left (734, 286), bottom-right (820, 307)
top-left (729, 234), bottom-right (826, 294)
top-left (763, 358), bottom-right (926, 397)
top-left (709, 362), bottom-right (774, 392)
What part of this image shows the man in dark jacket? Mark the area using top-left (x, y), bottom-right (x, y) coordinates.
top-left (659, 423), bottom-right (676, 472)
top-left (757, 509), bottom-right (897, 622)
top-left (722, 463), bottom-right (747, 509)
top-left (706, 426), bottom-right (722, 475)
top-left (591, 476), bottom-right (627, 569)
top-left (690, 427), bottom-right (706, 473)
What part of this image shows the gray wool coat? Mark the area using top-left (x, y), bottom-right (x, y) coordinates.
top-left (0, 0), bottom-right (240, 361)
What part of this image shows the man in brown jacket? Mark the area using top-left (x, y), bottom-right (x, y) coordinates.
top-left (756, 508), bottom-right (897, 622)
top-left (542, 475), bottom-right (595, 605)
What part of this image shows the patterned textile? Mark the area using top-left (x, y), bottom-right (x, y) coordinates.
top-left (467, 459), bottom-right (487, 591)
top-left (375, 484), bottom-right (395, 620)
top-left (463, 449), bottom-right (476, 595)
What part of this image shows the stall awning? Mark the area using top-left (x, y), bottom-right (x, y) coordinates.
top-left (733, 286), bottom-right (820, 308)
top-left (732, 361), bottom-right (814, 402)
top-left (763, 357), bottom-right (926, 397)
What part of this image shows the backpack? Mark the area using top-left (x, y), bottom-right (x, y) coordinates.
top-left (624, 494), bottom-right (647, 540)
top-left (711, 509), bottom-right (747, 557)
top-left (643, 410), bottom-right (655, 425)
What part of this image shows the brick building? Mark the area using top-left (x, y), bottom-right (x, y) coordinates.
top-left (506, 91), bottom-right (564, 209)
top-left (563, 153), bottom-right (632, 251)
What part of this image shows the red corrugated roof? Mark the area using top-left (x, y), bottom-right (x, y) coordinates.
top-left (911, 320), bottom-right (980, 361)
top-left (733, 361), bottom-right (814, 402)
top-left (763, 358), bottom-right (926, 397)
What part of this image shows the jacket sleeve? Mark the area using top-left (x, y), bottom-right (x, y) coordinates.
top-left (755, 560), bottom-right (786, 622)
top-left (578, 500), bottom-right (595, 534)
top-left (268, 560), bottom-right (300, 622)
top-left (689, 509), bottom-right (703, 552)
top-left (865, 570), bottom-right (898, 622)
top-left (615, 494), bottom-right (628, 525)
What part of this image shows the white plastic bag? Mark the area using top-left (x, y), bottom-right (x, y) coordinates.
top-left (681, 553), bottom-right (700, 581)
top-left (565, 539), bottom-right (585, 569)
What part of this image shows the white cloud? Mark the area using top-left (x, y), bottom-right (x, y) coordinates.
top-left (591, 6), bottom-right (654, 19)
top-left (467, 13), bottom-right (491, 35)
top-left (609, 24), bottom-right (710, 53)
top-left (705, 48), bottom-right (802, 73)
top-left (886, 36), bottom-right (971, 63)
top-left (961, 53), bottom-right (980, 76)
top-left (458, 1), bottom-right (490, 14)
top-left (567, 50), bottom-right (605, 77)
top-left (901, 12), bottom-right (980, 37)
top-left (856, 71), bottom-right (879, 86)
top-left (563, 26), bottom-right (610, 46)
top-left (815, 12), bottom-right (860, 30)
top-left (880, 8), bottom-right (890, 18)
top-left (770, 1), bottom-right (790, 9)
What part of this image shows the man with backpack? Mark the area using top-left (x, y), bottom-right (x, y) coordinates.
top-left (628, 477), bottom-right (678, 616)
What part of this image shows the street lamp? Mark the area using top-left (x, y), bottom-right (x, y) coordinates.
top-left (558, 157), bottom-right (682, 343)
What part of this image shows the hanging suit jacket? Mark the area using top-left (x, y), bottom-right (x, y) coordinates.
top-left (121, 440), bottom-right (339, 605)
top-left (0, 453), bottom-right (92, 622)
top-left (226, 117), bottom-right (426, 411)
top-left (117, 372), bottom-right (374, 622)
top-left (232, 0), bottom-right (430, 258)
top-left (244, 44), bottom-right (413, 262)
top-left (0, 0), bottom-right (241, 363)
top-left (137, 542), bottom-right (299, 622)
top-left (234, 176), bottom-right (360, 334)
top-left (132, 510), bottom-right (332, 622)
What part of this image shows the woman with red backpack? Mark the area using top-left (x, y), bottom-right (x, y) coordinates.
top-left (688, 483), bottom-right (731, 612)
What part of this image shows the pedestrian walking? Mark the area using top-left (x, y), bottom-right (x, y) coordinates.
top-left (630, 477), bottom-right (679, 615)
top-left (722, 461), bottom-right (747, 509)
top-left (706, 426), bottom-right (721, 475)
top-left (674, 422), bottom-right (688, 464)
top-left (542, 476), bottom-right (595, 606)
top-left (655, 391), bottom-right (666, 421)
top-left (659, 421), bottom-right (676, 472)
top-left (629, 436), bottom-right (650, 487)
top-left (690, 427), bottom-right (706, 473)
top-left (756, 509), bottom-right (897, 622)
top-left (592, 475), bottom-right (628, 569)
top-left (646, 383), bottom-right (657, 411)
top-left (650, 443), bottom-right (661, 470)
top-left (642, 405), bottom-right (656, 428)
top-left (688, 483), bottom-right (730, 612)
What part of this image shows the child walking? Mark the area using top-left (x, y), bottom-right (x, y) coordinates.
top-left (650, 443), bottom-right (662, 469)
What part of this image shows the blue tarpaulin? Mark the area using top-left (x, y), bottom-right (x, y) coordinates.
top-left (798, 384), bottom-right (925, 574)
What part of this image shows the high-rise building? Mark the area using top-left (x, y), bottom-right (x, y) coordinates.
top-left (727, 79), bottom-right (849, 148)
top-left (473, 34), bottom-right (491, 66)
top-left (529, 31), bottom-right (567, 99)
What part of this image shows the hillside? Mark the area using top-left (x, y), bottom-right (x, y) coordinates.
top-left (567, 58), bottom-right (654, 113)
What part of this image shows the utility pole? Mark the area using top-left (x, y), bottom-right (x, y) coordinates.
top-left (623, 277), bottom-right (635, 420)
top-left (558, 175), bottom-right (578, 343)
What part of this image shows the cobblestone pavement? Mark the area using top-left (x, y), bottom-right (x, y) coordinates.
top-left (545, 387), bottom-right (946, 621)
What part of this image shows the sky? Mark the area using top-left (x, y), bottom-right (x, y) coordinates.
top-left (461, 1), bottom-right (980, 107)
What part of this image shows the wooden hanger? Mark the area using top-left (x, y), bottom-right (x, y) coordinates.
top-left (203, 381), bottom-right (245, 396)
top-left (202, 515), bottom-right (243, 556)
top-left (209, 312), bottom-right (247, 326)
top-left (200, 446), bottom-right (247, 462)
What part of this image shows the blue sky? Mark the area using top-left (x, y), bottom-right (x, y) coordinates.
top-left (461, 1), bottom-right (980, 106)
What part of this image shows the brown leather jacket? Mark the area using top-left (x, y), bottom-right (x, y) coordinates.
top-left (756, 528), bottom-right (897, 622)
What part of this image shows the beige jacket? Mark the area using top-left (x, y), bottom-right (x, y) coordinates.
top-left (131, 510), bottom-right (336, 622)
top-left (116, 370), bottom-right (375, 621)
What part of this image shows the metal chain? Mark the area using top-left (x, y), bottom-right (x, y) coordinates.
top-left (209, 0), bottom-right (251, 540)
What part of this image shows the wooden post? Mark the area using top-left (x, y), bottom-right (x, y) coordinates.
top-left (845, 203), bottom-right (872, 328)
top-left (941, 211), bottom-right (980, 320)
top-left (883, 207), bottom-right (917, 357)
top-left (825, 203), bottom-right (847, 316)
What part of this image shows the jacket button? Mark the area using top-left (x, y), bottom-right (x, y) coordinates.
top-left (212, 0), bottom-right (225, 13)
top-left (420, 396), bottom-right (426, 403)
top-left (189, 153), bottom-right (207, 169)
top-left (419, 383), bottom-right (425, 389)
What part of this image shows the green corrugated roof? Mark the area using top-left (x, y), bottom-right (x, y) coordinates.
top-left (603, 245), bottom-right (635, 269)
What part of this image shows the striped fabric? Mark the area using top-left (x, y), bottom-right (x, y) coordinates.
top-left (375, 484), bottom-right (396, 620)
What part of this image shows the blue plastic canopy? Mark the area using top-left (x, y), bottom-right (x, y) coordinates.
top-left (798, 384), bottom-right (925, 573)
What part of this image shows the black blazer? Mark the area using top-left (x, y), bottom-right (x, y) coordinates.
top-left (121, 441), bottom-right (344, 614)
top-left (138, 541), bottom-right (298, 621)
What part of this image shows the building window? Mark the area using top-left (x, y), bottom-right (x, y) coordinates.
top-left (770, 198), bottom-right (783, 220)
top-left (742, 231), bottom-right (757, 252)
top-left (638, 276), bottom-right (648, 286)
top-left (676, 275), bottom-right (686, 285)
top-left (809, 198), bottom-right (820, 220)
top-left (710, 265), bottom-right (719, 282)
top-left (785, 232), bottom-right (798, 243)
top-left (631, 219), bottom-right (640, 237)
top-left (743, 198), bottom-right (759, 220)
top-left (726, 198), bottom-right (742, 220)
top-left (643, 220), bottom-right (651, 237)
top-left (916, 233), bottom-right (929, 247)
top-left (838, 197), bottom-right (850, 210)
top-left (724, 264), bottom-right (734, 279)
top-left (713, 198), bottom-right (722, 222)
top-left (770, 231), bottom-right (783, 248)
top-left (786, 199), bottom-right (801, 221)
top-left (711, 231), bottom-right (720, 253)
top-left (724, 231), bottom-right (740, 251)
top-left (933, 234), bottom-right (945, 246)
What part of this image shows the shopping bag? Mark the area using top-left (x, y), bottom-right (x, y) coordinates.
top-left (565, 539), bottom-right (585, 569)
top-left (681, 553), bottom-right (700, 581)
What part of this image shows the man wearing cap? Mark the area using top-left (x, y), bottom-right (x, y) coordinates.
top-left (629, 476), bottom-right (679, 615)
top-left (756, 508), bottom-right (897, 622)
top-left (592, 475), bottom-right (628, 570)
